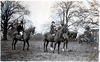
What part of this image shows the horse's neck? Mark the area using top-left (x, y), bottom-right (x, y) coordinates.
top-left (55, 28), bottom-right (62, 38)
top-left (24, 29), bottom-right (31, 36)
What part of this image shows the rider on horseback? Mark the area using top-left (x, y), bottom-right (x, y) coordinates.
top-left (17, 21), bottom-right (24, 40)
top-left (84, 26), bottom-right (92, 42)
top-left (17, 21), bottom-right (24, 35)
top-left (50, 21), bottom-right (56, 35)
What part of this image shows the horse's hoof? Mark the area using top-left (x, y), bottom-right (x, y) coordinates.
top-left (50, 47), bottom-right (54, 51)
top-left (62, 49), bottom-right (65, 51)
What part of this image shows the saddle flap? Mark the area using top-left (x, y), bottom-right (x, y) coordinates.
top-left (16, 35), bottom-right (22, 39)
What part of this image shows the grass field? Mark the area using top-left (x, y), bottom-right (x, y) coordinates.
top-left (1, 39), bottom-right (98, 61)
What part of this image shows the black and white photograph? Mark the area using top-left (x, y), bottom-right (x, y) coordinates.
top-left (0, 0), bottom-right (99, 61)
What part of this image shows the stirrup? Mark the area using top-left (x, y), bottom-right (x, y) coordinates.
top-left (20, 38), bottom-right (24, 41)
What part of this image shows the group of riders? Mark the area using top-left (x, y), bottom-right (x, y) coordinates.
top-left (49, 21), bottom-right (93, 42)
top-left (16, 20), bottom-right (93, 42)
top-left (50, 21), bottom-right (65, 35)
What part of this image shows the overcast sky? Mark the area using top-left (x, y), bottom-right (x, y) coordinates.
top-left (21, 1), bottom-right (55, 33)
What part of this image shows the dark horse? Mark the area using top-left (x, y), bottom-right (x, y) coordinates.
top-left (12, 27), bottom-right (35, 50)
top-left (78, 34), bottom-right (94, 45)
top-left (44, 26), bottom-right (67, 54)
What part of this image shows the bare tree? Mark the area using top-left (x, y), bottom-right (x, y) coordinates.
top-left (1, 1), bottom-right (30, 40)
top-left (74, 1), bottom-right (99, 28)
top-left (52, 1), bottom-right (77, 27)
top-left (52, 1), bottom-right (99, 32)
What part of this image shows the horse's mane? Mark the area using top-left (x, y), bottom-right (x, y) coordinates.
top-left (55, 26), bottom-right (65, 38)
top-left (44, 26), bottom-right (65, 40)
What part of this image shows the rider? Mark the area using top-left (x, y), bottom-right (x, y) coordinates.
top-left (50, 21), bottom-right (56, 35)
top-left (84, 26), bottom-right (92, 42)
top-left (17, 21), bottom-right (24, 35)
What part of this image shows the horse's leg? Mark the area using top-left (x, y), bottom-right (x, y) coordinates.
top-left (79, 38), bottom-right (80, 44)
top-left (63, 41), bottom-right (65, 51)
top-left (26, 40), bottom-right (29, 50)
top-left (79, 38), bottom-right (81, 44)
top-left (62, 39), bottom-right (68, 51)
top-left (46, 41), bottom-right (49, 52)
top-left (66, 39), bottom-right (68, 49)
top-left (80, 39), bottom-right (83, 45)
top-left (50, 42), bottom-right (54, 51)
top-left (14, 39), bottom-right (18, 50)
top-left (50, 42), bottom-right (53, 48)
top-left (23, 40), bottom-right (26, 51)
top-left (79, 38), bottom-right (82, 45)
top-left (44, 40), bottom-right (46, 52)
top-left (58, 42), bottom-right (61, 54)
top-left (79, 40), bottom-right (81, 44)
top-left (12, 39), bottom-right (14, 50)
top-left (53, 42), bottom-right (57, 53)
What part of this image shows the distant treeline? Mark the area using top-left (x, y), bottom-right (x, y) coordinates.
top-left (30, 33), bottom-right (43, 41)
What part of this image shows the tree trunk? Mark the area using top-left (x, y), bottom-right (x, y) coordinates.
top-left (3, 29), bottom-right (7, 40)
top-left (3, 21), bottom-right (8, 40)
top-left (2, 14), bottom-right (8, 40)
top-left (62, 10), bottom-right (64, 24)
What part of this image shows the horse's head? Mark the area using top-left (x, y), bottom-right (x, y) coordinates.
top-left (30, 27), bottom-right (35, 35)
top-left (61, 26), bottom-right (68, 33)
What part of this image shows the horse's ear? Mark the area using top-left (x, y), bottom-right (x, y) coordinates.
top-left (33, 27), bottom-right (35, 29)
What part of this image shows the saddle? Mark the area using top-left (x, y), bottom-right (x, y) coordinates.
top-left (50, 30), bottom-right (56, 37)
top-left (16, 31), bottom-right (23, 40)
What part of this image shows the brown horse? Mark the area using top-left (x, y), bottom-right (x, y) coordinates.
top-left (12, 27), bottom-right (35, 51)
top-left (62, 32), bottom-right (69, 51)
top-left (44, 26), bottom-right (67, 54)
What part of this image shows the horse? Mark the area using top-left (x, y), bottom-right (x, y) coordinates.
top-left (44, 26), bottom-right (67, 54)
top-left (78, 34), bottom-right (85, 45)
top-left (61, 31), bottom-right (69, 51)
top-left (78, 33), bottom-right (95, 45)
top-left (12, 27), bottom-right (35, 51)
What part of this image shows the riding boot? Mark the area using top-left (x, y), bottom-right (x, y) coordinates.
top-left (18, 32), bottom-right (20, 35)
top-left (21, 35), bottom-right (23, 41)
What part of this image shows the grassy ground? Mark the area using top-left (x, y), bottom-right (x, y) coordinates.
top-left (1, 39), bottom-right (98, 61)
